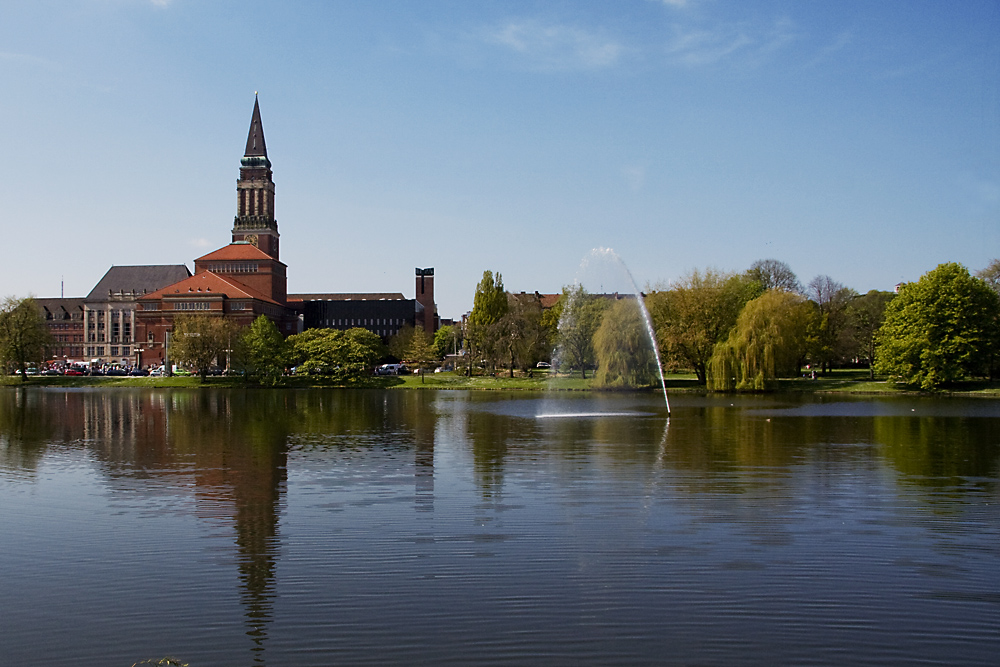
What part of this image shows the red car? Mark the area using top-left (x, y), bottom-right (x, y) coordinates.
top-left (64, 369), bottom-right (84, 376)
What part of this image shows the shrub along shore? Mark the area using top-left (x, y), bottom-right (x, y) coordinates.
top-left (3, 369), bottom-right (999, 397)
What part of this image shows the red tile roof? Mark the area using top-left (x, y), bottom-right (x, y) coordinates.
top-left (139, 271), bottom-right (281, 306)
top-left (195, 243), bottom-right (279, 263)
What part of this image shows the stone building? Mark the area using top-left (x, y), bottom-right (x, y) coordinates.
top-left (35, 297), bottom-right (85, 363)
top-left (82, 265), bottom-right (191, 365)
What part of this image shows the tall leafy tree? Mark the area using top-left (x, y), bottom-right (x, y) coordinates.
top-left (646, 269), bottom-right (761, 383)
top-left (239, 315), bottom-right (286, 385)
top-left (287, 327), bottom-right (385, 381)
top-left (0, 297), bottom-right (52, 379)
top-left (708, 290), bottom-right (815, 391)
top-left (976, 258), bottom-right (1000, 295)
top-left (466, 270), bottom-right (508, 374)
top-left (433, 324), bottom-right (461, 359)
top-left (746, 259), bottom-right (802, 293)
top-left (492, 292), bottom-right (548, 377)
top-left (405, 327), bottom-right (438, 382)
top-left (806, 275), bottom-right (857, 373)
top-left (843, 290), bottom-right (895, 379)
top-left (593, 298), bottom-right (657, 388)
top-left (167, 315), bottom-right (235, 380)
top-left (554, 285), bottom-right (608, 379)
top-left (875, 263), bottom-right (1000, 389)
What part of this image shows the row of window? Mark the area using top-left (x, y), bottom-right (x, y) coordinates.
top-left (174, 302), bottom-right (212, 311)
top-left (324, 318), bottom-right (405, 327)
top-left (84, 346), bottom-right (132, 357)
top-left (49, 323), bottom-right (83, 330)
top-left (207, 262), bottom-right (259, 273)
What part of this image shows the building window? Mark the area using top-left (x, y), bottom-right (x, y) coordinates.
top-left (141, 303), bottom-right (158, 311)
top-left (148, 333), bottom-right (155, 343)
top-left (174, 302), bottom-right (211, 311)
top-left (110, 347), bottom-right (119, 357)
top-left (123, 346), bottom-right (130, 356)
top-left (231, 301), bottom-right (246, 311)
top-left (96, 347), bottom-right (105, 356)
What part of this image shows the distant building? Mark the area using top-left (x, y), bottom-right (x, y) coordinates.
top-left (136, 96), bottom-right (298, 365)
top-left (35, 297), bottom-right (85, 362)
top-left (82, 265), bottom-right (192, 365)
top-left (291, 268), bottom-right (439, 340)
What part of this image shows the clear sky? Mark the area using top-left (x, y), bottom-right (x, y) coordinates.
top-left (3, 0), bottom-right (998, 318)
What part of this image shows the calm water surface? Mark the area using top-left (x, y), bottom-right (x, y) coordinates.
top-left (0, 388), bottom-right (998, 666)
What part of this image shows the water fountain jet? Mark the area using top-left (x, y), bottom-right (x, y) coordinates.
top-left (549, 248), bottom-right (671, 416)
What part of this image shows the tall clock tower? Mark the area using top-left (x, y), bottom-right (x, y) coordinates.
top-left (232, 95), bottom-right (280, 259)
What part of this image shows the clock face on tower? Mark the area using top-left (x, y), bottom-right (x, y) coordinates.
top-left (246, 234), bottom-right (259, 248)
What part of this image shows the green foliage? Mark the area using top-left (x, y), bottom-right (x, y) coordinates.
top-left (466, 270), bottom-right (508, 371)
top-left (805, 275), bottom-right (858, 373)
top-left (287, 327), bottom-right (386, 380)
top-left (405, 327), bottom-right (438, 382)
top-left (554, 285), bottom-right (609, 379)
top-left (874, 263), bottom-right (1000, 389)
top-left (168, 315), bottom-right (236, 379)
top-left (976, 258), bottom-right (1000, 295)
top-left (593, 298), bottom-right (657, 387)
top-left (388, 323), bottom-right (415, 360)
top-left (488, 293), bottom-right (549, 377)
top-left (239, 315), bottom-right (286, 385)
top-left (708, 290), bottom-right (815, 391)
top-left (843, 290), bottom-right (895, 379)
top-left (745, 258), bottom-right (801, 293)
top-left (0, 296), bottom-right (52, 379)
top-left (646, 269), bottom-right (761, 383)
top-left (433, 324), bottom-right (460, 358)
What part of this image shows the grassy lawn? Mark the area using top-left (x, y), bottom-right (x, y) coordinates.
top-left (4, 368), bottom-right (998, 396)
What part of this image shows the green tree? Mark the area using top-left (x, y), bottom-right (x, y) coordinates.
top-left (0, 297), bottom-right (52, 379)
top-left (239, 315), bottom-right (286, 385)
top-left (554, 285), bottom-right (608, 379)
top-left (976, 258), bottom-right (1000, 295)
top-left (806, 275), bottom-right (857, 373)
top-left (745, 258), bottom-right (802, 293)
top-left (874, 263), bottom-right (1000, 389)
top-left (466, 270), bottom-right (508, 374)
top-left (287, 327), bottom-right (385, 381)
top-left (492, 292), bottom-right (549, 377)
top-left (843, 290), bottom-right (895, 379)
top-left (405, 327), bottom-right (437, 382)
top-left (388, 324), bottom-right (415, 360)
top-left (433, 324), bottom-right (461, 359)
top-left (167, 315), bottom-right (234, 380)
top-left (593, 298), bottom-right (657, 388)
top-left (708, 290), bottom-right (815, 391)
top-left (646, 270), bottom-right (761, 383)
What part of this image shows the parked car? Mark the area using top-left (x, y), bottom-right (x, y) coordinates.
top-left (64, 369), bottom-right (84, 376)
top-left (536, 361), bottom-right (552, 368)
top-left (105, 368), bottom-right (128, 376)
top-left (129, 368), bottom-right (149, 376)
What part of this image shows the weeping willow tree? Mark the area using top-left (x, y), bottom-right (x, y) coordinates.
top-left (593, 298), bottom-right (658, 388)
top-left (708, 290), bottom-right (814, 391)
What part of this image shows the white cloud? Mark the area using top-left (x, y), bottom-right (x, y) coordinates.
top-left (664, 17), bottom-right (797, 68)
top-left (0, 51), bottom-right (60, 71)
top-left (487, 20), bottom-right (623, 71)
top-left (191, 238), bottom-right (212, 248)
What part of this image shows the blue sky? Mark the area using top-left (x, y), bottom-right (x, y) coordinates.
top-left (3, 0), bottom-right (998, 318)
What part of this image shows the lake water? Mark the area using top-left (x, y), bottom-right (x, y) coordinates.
top-left (1, 388), bottom-right (998, 666)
